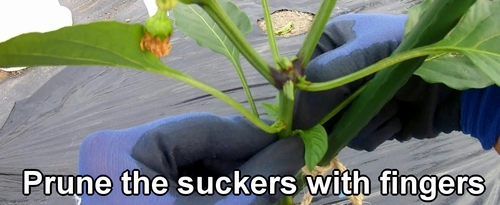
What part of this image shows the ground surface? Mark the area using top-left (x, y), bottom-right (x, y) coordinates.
top-left (1, 0), bottom-right (499, 205)
top-left (257, 9), bottom-right (315, 37)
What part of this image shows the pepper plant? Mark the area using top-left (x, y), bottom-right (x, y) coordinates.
top-left (0, 0), bottom-right (499, 204)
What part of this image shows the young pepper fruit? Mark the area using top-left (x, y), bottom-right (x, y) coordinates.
top-left (140, 0), bottom-right (177, 58)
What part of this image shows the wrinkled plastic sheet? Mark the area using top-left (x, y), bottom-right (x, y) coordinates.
top-left (1, 0), bottom-right (499, 204)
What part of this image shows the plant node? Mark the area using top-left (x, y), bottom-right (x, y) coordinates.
top-left (277, 57), bottom-right (293, 73)
top-left (271, 57), bottom-right (308, 90)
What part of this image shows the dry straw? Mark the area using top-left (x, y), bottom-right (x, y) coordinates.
top-left (300, 157), bottom-right (363, 205)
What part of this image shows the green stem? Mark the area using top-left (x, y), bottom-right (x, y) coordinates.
top-left (276, 195), bottom-right (293, 205)
top-left (318, 84), bottom-right (366, 125)
top-left (277, 91), bottom-right (294, 138)
top-left (156, 0), bottom-right (176, 10)
top-left (150, 61), bottom-right (279, 133)
top-left (296, 46), bottom-right (444, 92)
top-left (289, 85), bottom-right (366, 200)
top-left (297, 0), bottom-right (337, 69)
top-left (232, 61), bottom-right (259, 117)
top-left (261, 0), bottom-right (281, 68)
top-left (283, 86), bottom-right (366, 202)
top-left (201, 0), bottom-right (277, 87)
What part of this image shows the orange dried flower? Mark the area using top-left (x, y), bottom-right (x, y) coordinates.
top-left (140, 32), bottom-right (171, 58)
top-left (141, 2), bottom-right (174, 58)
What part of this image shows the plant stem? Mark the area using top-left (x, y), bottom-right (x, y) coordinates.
top-left (201, 0), bottom-right (277, 87)
top-left (277, 91), bottom-right (294, 138)
top-left (232, 61), bottom-right (259, 117)
top-left (283, 86), bottom-right (367, 204)
top-left (297, 0), bottom-right (337, 69)
top-left (296, 47), bottom-right (444, 92)
top-left (276, 195), bottom-right (293, 205)
top-left (318, 84), bottom-right (366, 125)
top-left (149, 61), bottom-right (279, 133)
top-left (261, 0), bottom-right (281, 68)
top-left (286, 85), bottom-right (366, 202)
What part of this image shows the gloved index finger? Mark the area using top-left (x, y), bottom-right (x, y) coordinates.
top-left (129, 112), bottom-right (278, 178)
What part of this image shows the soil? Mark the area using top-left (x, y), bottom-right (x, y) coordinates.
top-left (257, 9), bottom-right (315, 37)
top-left (0, 70), bottom-right (8, 83)
top-left (0, 69), bottom-right (26, 84)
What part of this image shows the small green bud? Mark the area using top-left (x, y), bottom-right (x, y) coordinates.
top-left (141, 7), bottom-right (174, 58)
top-left (156, 0), bottom-right (178, 10)
top-left (297, 75), bottom-right (311, 85)
top-left (277, 57), bottom-right (294, 73)
top-left (145, 9), bottom-right (173, 40)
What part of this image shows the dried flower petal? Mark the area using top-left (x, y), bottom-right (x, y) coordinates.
top-left (140, 32), bottom-right (172, 58)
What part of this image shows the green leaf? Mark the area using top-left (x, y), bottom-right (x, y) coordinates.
top-left (299, 124), bottom-right (328, 172)
top-left (283, 80), bottom-right (294, 101)
top-left (261, 102), bottom-right (278, 120)
top-left (0, 21), bottom-right (162, 69)
top-left (275, 21), bottom-right (293, 35)
top-left (404, 0), bottom-right (433, 36)
top-left (415, 53), bottom-right (492, 89)
top-left (318, 0), bottom-right (477, 166)
top-left (172, 0), bottom-right (251, 65)
top-left (416, 1), bottom-right (500, 89)
top-left (0, 21), bottom-right (277, 134)
top-left (172, 0), bottom-right (259, 116)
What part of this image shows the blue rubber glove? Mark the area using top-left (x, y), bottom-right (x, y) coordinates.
top-left (461, 86), bottom-right (500, 150)
top-left (78, 113), bottom-right (305, 205)
top-left (293, 13), bottom-right (500, 151)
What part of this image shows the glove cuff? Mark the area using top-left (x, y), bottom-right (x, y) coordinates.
top-left (460, 85), bottom-right (500, 150)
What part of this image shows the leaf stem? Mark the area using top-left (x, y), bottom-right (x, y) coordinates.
top-left (232, 62), bottom-right (259, 117)
top-left (296, 47), bottom-right (444, 92)
top-left (297, 0), bottom-right (337, 69)
top-left (260, 0), bottom-right (293, 140)
top-left (201, 0), bottom-right (277, 87)
top-left (261, 0), bottom-right (281, 68)
top-left (148, 60), bottom-right (279, 133)
top-left (318, 84), bottom-right (366, 125)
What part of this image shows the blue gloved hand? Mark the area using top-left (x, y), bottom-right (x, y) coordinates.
top-left (293, 13), bottom-right (500, 152)
top-left (77, 13), bottom-right (500, 205)
top-left (78, 113), bottom-right (305, 205)
top-left (461, 86), bottom-right (500, 151)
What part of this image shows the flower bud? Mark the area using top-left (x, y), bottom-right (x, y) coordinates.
top-left (277, 57), bottom-right (293, 73)
top-left (156, 0), bottom-right (178, 11)
top-left (141, 8), bottom-right (174, 58)
top-left (145, 10), bottom-right (173, 40)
